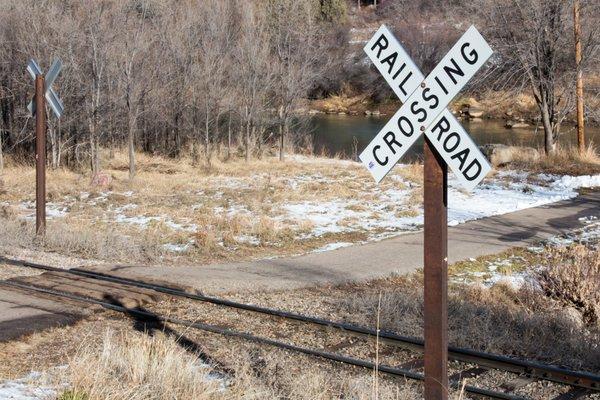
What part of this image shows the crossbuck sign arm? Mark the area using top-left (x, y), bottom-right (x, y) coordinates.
top-left (359, 25), bottom-right (492, 191)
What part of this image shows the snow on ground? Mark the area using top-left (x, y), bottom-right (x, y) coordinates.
top-left (446, 171), bottom-right (582, 226)
top-left (453, 216), bottom-right (600, 288)
top-left (0, 372), bottom-right (58, 400)
top-left (10, 165), bottom-right (600, 254)
top-left (283, 170), bottom-right (600, 238)
top-left (313, 242), bottom-right (354, 253)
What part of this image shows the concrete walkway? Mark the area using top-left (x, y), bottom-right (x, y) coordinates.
top-left (0, 190), bottom-right (597, 341)
top-left (87, 190), bottom-right (600, 294)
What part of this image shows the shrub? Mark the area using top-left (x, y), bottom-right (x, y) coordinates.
top-left (535, 245), bottom-right (600, 326)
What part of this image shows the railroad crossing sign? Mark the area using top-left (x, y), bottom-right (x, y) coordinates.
top-left (361, 25), bottom-right (492, 191)
top-left (360, 25), bottom-right (493, 400)
top-left (26, 57), bottom-right (64, 235)
top-left (27, 58), bottom-right (64, 119)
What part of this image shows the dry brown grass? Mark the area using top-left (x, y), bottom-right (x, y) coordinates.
top-left (509, 143), bottom-right (600, 175)
top-left (343, 273), bottom-right (600, 371)
top-left (58, 328), bottom-right (427, 400)
top-left (63, 329), bottom-right (225, 400)
top-left (0, 211), bottom-right (163, 262)
top-left (535, 245), bottom-right (600, 325)
top-left (0, 150), bottom-right (422, 264)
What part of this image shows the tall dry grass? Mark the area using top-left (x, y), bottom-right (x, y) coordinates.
top-left (63, 330), bottom-right (225, 400)
top-left (342, 274), bottom-right (600, 371)
top-left (0, 213), bottom-right (163, 262)
top-left (60, 328), bottom-right (428, 399)
top-left (535, 245), bottom-right (600, 325)
top-left (511, 143), bottom-right (600, 175)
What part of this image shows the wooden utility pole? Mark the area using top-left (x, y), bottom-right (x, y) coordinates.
top-left (35, 74), bottom-right (47, 235)
top-left (574, 0), bottom-right (585, 154)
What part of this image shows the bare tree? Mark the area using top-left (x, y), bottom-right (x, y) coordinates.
top-left (267, 0), bottom-right (337, 161)
top-left (117, 2), bottom-right (154, 179)
top-left (235, 6), bottom-right (273, 162)
top-left (0, 0), bottom-right (350, 167)
top-left (475, 0), bottom-right (576, 155)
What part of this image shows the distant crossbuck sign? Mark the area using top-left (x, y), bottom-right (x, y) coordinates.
top-left (27, 58), bottom-right (64, 119)
top-left (360, 25), bottom-right (493, 191)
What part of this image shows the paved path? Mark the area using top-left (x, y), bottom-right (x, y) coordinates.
top-left (0, 190), bottom-right (597, 342)
top-left (87, 190), bottom-right (600, 294)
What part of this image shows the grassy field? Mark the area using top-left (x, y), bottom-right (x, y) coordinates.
top-left (0, 145), bottom-right (598, 267)
top-left (0, 150), bottom-right (425, 264)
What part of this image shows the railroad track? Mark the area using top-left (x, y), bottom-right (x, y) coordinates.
top-left (1, 257), bottom-right (599, 400)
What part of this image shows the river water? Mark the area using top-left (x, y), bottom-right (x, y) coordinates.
top-left (311, 115), bottom-right (600, 161)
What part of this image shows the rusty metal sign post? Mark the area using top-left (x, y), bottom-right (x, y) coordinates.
top-left (27, 58), bottom-right (64, 235)
top-left (360, 26), bottom-right (493, 398)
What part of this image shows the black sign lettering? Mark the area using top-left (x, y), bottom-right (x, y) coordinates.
top-left (451, 148), bottom-right (470, 170)
top-left (443, 58), bottom-right (465, 85)
top-left (398, 71), bottom-right (413, 96)
top-left (410, 100), bottom-right (427, 123)
top-left (461, 42), bottom-right (478, 65)
top-left (463, 159), bottom-right (482, 180)
top-left (443, 132), bottom-right (461, 153)
top-left (381, 52), bottom-right (398, 74)
top-left (373, 145), bottom-right (388, 165)
top-left (371, 34), bottom-right (388, 58)
top-left (383, 131), bottom-right (402, 154)
top-left (431, 116), bottom-right (450, 141)
top-left (397, 115), bottom-right (414, 137)
top-left (434, 76), bottom-right (448, 95)
top-left (422, 87), bottom-right (439, 109)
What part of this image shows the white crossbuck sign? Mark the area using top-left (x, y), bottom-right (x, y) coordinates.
top-left (27, 58), bottom-right (64, 119)
top-left (360, 25), bottom-right (493, 191)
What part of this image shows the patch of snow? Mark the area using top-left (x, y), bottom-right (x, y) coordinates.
top-left (446, 172), bottom-right (578, 226)
top-left (313, 242), bottom-right (354, 253)
top-left (114, 214), bottom-right (161, 226)
top-left (484, 272), bottom-right (530, 289)
top-left (0, 372), bottom-right (57, 400)
top-left (114, 203), bottom-right (138, 212)
top-left (113, 214), bottom-right (197, 233)
top-left (551, 174), bottom-right (600, 190)
top-left (280, 170), bottom-right (595, 240)
top-left (20, 202), bottom-right (68, 220)
top-left (163, 242), bottom-right (192, 253)
top-left (234, 235), bottom-right (261, 246)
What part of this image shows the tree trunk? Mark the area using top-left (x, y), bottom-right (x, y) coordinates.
top-left (245, 120), bottom-right (250, 162)
top-left (47, 122), bottom-right (58, 170)
top-left (574, 0), bottom-right (585, 154)
top-left (279, 123), bottom-right (284, 161)
top-left (0, 133), bottom-right (3, 172)
top-left (205, 104), bottom-right (211, 168)
top-left (540, 99), bottom-right (556, 155)
top-left (278, 106), bottom-right (285, 162)
top-left (89, 119), bottom-right (100, 174)
top-left (227, 113), bottom-right (232, 161)
top-left (128, 116), bottom-right (136, 180)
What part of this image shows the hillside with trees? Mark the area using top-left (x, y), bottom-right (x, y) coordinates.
top-left (0, 0), bottom-right (598, 175)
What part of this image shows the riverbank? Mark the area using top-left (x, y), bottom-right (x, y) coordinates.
top-left (1, 150), bottom-right (599, 267)
top-left (307, 90), bottom-right (600, 129)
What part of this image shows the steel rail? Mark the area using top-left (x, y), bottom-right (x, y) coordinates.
top-left (3, 257), bottom-right (599, 392)
top-left (0, 279), bottom-right (527, 400)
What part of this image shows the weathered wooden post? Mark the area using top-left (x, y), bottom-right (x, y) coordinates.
top-left (35, 74), bottom-right (47, 235)
top-left (423, 138), bottom-right (448, 398)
